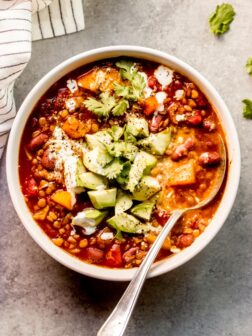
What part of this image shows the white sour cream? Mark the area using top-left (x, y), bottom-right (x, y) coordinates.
top-left (154, 65), bottom-right (173, 88)
top-left (155, 91), bottom-right (167, 112)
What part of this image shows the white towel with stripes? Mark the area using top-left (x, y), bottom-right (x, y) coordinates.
top-left (0, 0), bottom-right (85, 158)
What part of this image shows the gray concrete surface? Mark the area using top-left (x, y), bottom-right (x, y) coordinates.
top-left (1, 0), bottom-right (252, 335)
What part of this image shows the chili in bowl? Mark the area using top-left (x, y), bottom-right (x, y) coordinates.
top-left (7, 46), bottom-right (240, 281)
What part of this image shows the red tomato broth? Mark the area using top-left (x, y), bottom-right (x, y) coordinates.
top-left (19, 57), bottom-right (227, 269)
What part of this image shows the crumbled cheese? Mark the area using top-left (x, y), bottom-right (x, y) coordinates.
top-left (155, 91), bottom-right (167, 112)
top-left (100, 232), bottom-right (114, 240)
top-left (175, 114), bottom-right (186, 122)
top-left (154, 65), bottom-right (173, 88)
top-left (174, 89), bottom-right (184, 100)
top-left (65, 98), bottom-right (76, 112)
top-left (67, 79), bottom-right (78, 93)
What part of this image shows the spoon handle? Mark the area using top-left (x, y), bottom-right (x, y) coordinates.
top-left (97, 210), bottom-right (183, 336)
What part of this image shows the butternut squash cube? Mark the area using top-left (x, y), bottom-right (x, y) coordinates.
top-left (51, 190), bottom-right (73, 210)
top-left (168, 160), bottom-right (196, 186)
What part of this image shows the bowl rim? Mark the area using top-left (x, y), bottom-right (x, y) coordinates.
top-left (6, 45), bottom-right (241, 281)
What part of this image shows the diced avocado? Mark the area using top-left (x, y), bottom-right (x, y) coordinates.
top-left (109, 125), bottom-right (125, 141)
top-left (124, 129), bottom-right (137, 144)
top-left (138, 128), bottom-right (172, 155)
top-left (115, 190), bottom-right (133, 215)
top-left (85, 130), bottom-right (113, 150)
top-left (64, 157), bottom-right (86, 194)
top-left (131, 199), bottom-right (156, 221)
top-left (88, 188), bottom-right (117, 209)
top-left (126, 151), bottom-right (157, 192)
top-left (83, 147), bottom-right (112, 175)
top-left (79, 172), bottom-right (108, 190)
top-left (72, 208), bottom-right (108, 235)
top-left (133, 176), bottom-right (161, 201)
top-left (107, 213), bottom-right (150, 234)
top-left (105, 141), bottom-right (138, 161)
top-left (126, 117), bottom-right (149, 138)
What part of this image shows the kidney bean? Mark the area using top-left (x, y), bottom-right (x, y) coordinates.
top-left (148, 75), bottom-right (159, 89)
top-left (154, 210), bottom-right (170, 226)
top-left (178, 234), bottom-right (194, 248)
top-left (25, 177), bottom-right (38, 197)
top-left (105, 244), bottom-right (122, 267)
top-left (29, 133), bottom-right (48, 151)
top-left (187, 111), bottom-right (202, 126)
top-left (196, 93), bottom-right (207, 107)
top-left (149, 114), bottom-right (163, 132)
top-left (171, 137), bottom-right (195, 161)
top-left (85, 247), bottom-right (104, 264)
top-left (199, 151), bottom-right (221, 166)
top-left (41, 150), bottom-right (55, 170)
top-left (123, 247), bottom-right (138, 263)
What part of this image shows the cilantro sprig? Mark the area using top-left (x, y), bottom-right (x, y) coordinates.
top-left (209, 3), bottom-right (235, 36)
top-left (84, 59), bottom-right (145, 119)
top-left (242, 99), bottom-right (252, 119)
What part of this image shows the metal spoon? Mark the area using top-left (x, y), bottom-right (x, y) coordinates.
top-left (97, 135), bottom-right (226, 336)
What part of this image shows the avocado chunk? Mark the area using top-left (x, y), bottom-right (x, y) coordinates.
top-left (115, 190), bottom-right (133, 215)
top-left (107, 213), bottom-right (150, 234)
top-left (126, 151), bottom-right (157, 192)
top-left (131, 199), bottom-right (156, 221)
top-left (109, 125), bottom-right (125, 141)
top-left (88, 188), bottom-right (117, 209)
top-left (126, 117), bottom-right (149, 138)
top-left (72, 208), bottom-right (108, 235)
top-left (79, 172), bottom-right (108, 190)
top-left (133, 176), bottom-right (161, 201)
top-left (138, 128), bottom-right (172, 155)
top-left (85, 130), bottom-right (113, 150)
top-left (83, 147), bottom-right (113, 175)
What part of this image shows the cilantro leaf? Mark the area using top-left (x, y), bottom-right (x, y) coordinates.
top-left (103, 158), bottom-right (124, 179)
top-left (84, 92), bottom-right (116, 117)
top-left (131, 72), bottom-right (146, 99)
top-left (209, 3), bottom-right (235, 36)
top-left (116, 161), bottom-right (131, 185)
top-left (115, 59), bottom-right (135, 81)
top-left (109, 125), bottom-right (125, 141)
top-left (246, 57), bottom-right (252, 76)
top-left (242, 99), bottom-right (252, 119)
top-left (112, 99), bottom-right (129, 116)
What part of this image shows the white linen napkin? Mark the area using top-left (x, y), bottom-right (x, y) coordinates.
top-left (0, 0), bottom-right (85, 158)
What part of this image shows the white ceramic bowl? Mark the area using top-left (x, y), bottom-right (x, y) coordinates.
top-left (6, 46), bottom-right (240, 281)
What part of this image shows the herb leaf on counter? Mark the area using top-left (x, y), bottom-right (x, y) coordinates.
top-left (242, 99), bottom-right (252, 119)
top-left (246, 57), bottom-right (252, 76)
top-left (209, 3), bottom-right (235, 36)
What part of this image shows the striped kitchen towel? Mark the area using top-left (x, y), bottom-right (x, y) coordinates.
top-left (0, 0), bottom-right (85, 158)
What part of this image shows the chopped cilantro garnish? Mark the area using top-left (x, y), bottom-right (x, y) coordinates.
top-left (112, 99), bottom-right (129, 116)
top-left (115, 60), bottom-right (135, 81)
top-left (84, 92), bottom-right (116, 118)
top-left (209, 3), bottom-right (235, 36)
top-left (242, 99), bottom-right (252, 119)
top-left (246, 57), bottom-right (252, 76)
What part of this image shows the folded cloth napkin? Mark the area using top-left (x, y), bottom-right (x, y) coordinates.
top-left (0, 0), bottom-right (85, 158)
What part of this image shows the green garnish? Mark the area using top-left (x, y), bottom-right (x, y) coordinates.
top-left (112, 99), bottom-right (129, 116)
top-left (103, 158), bottom-right (124, 179)
top-left (84, 92), bottom-right (116, 118)
top-left (209, 3), bottom-right (235, 36)
top-left (242, 99), bottom-right (252, 119)
top-left (246, 57), bottom-right (252, 76)
top-left (116, 161), bottom-right (131, 186)
top-left (115, 60), bottom-right (146, 100)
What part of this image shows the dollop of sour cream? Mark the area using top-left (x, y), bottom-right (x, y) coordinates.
top-left (154, 65), bottom-right (173, 88)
